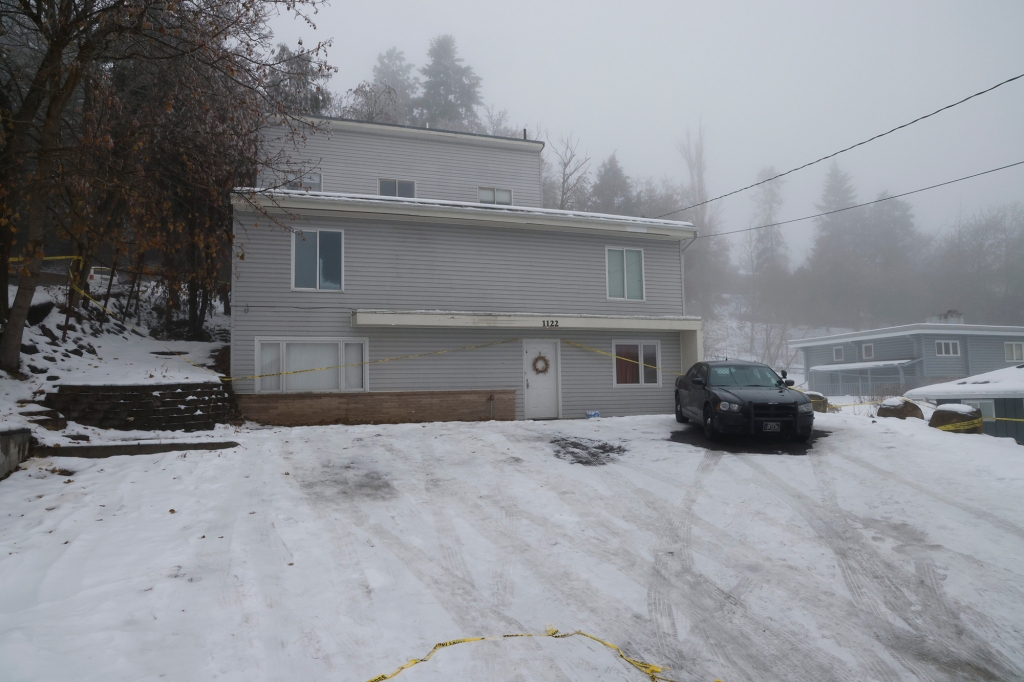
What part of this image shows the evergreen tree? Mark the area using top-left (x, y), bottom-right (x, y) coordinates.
top-left (590, 153), bottom-right (636, 215)
top-left (268, 44), bottom-right (336, 117)
top-left (372, 47), bottom-right (419, 124)
top-left (415, 35), bottom-right (482, 131)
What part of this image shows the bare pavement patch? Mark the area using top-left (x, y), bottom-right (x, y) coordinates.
top-left (1, 413), bottom-right (1023, 681)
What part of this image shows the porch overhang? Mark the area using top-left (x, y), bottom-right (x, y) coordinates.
top-left (352, 309), bottom-right (703, 332)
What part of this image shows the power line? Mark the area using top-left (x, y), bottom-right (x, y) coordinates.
top-left (656, 71), bottom-right (1024, 220)
top-left (695, 159), bottom-right (1024, 239)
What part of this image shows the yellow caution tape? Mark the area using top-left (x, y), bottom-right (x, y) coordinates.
top-left (936, 418), bottom-right (984, 431)
top-left (9, 255), bottom-right (83, 263)
top-left (365, 627), bottom-right (708, 682)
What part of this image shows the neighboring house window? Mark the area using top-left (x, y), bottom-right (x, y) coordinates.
top-left (607, 248), bottom-right (644, 300)
top-left (963, 399), bottom-right (995, 422)
top-left (293, 230), bottom-right (343, 291)
top-left (833, 347), bottom-right (844, 362)
top-left (479, 187), bottom-right (513, 205)
top-left (1006, 342), bottom-right (1024, 363)
top-left (862, 343), bottom-right (874, 360)
top-left (614, 341), bottom-right (660, 386)
top-left (284, 172), bottom-right (322, 192)
top-left (935, 340), bottom-right (960, 356)
top-left (379, 179), bottom-right (415, 197)
top-left (257, 339), bottom-right (368, 393)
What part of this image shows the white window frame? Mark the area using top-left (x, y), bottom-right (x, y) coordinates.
top-left (833, 346), bottom-right (844, 362)
top-left (611, 339), bottom-right (661, 387)
top-left (284, 171), bottom-right (323, 192)
top-left (1005, 342), bottom-right (1024, 363)
top-left (378, 178), bottom-right (416, 198)
top-left (254, 337), bottom-right (369, 394)
top-left (605, 247), bottom-right (646, 302)
top-left (478, 186), bottom-right (514, 205)
top-left (861, 343), bottom-right (874, 360)
top-left (935, 340), bottom-right (960, 357)
top-left (963, 399), bottom-right (995, 423)
top-left (291, 229), bottom-right (344, 292)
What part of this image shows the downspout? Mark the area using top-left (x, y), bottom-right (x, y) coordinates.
top-left (679, 235), bottom-right (697, 317)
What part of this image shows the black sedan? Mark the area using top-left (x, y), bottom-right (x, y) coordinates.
top-left (675, 361), bottom-right (814, 442)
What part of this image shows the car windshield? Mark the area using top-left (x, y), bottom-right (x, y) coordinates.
top-left (708, 364), bottom-right (783, 388)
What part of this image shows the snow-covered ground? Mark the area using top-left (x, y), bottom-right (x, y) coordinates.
top-left (2, 413), bottom-right (1022, 681)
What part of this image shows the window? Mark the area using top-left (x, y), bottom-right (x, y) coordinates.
top-left (1006, 342), bottom-right (1024, 363)
top-left (862, 343), bottom-right (874, 360)
top-left (478, 187), bottom-right (513, 205)
top-left (293, 230), bottom-right (342, 291)
top-left (613, 341), bottom-right (659, 386)
top-left (607, 248), bottom-right (644, 300)
top-left (833, 347), bottom-right (844, 362)
top-left (935, 340), bottom-right (960, 356)
top-left (379, 179), bottom-right (415, 198)
top-left (284, 172), bottom-right (322, 192)
top-left (963, 399), bottom-right (995, 422)
top-left (256, 339), bottom-right (368, 393)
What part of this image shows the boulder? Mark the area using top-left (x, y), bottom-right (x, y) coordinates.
top-left (876, 397), bottom-right (924, 420)
top-left (805, 391), bottom-right (829, 413)
top-left (928, 403), bottom-right (983, 434)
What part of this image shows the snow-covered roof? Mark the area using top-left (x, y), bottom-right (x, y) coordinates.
top-left (789, 323), bottom-right (1024, 347)
top-left (905, 364), bottom-right (1024, 400)
top-left (231, 189), bottom-right (697, 241)
top-left (809, 359), bottom-right (918, 372)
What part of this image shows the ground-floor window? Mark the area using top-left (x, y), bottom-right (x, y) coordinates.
top-left (613, 341), bottom-right (660, 386)
top-left (963, 399), bottom-right (995, 422)
top-left (256, 338), bottom-right (368, 393)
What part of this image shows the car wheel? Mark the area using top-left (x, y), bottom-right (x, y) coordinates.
top-left (675, 395), bottom-right (688, 423)
top-left (703, 405), bottom-right (718, 441)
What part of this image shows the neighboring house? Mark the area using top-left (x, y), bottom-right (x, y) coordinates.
top-left (905, 364), bottom-right (1024, 445)
top-left (788, 321), bottom-right (1024, 396)
top-left (230, 119), bottom-right (702, 425)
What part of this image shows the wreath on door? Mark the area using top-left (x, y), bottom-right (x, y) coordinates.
top-left (532, 355), bottom-right (550, 375)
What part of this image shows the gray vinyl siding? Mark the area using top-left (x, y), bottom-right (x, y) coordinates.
top-left (921, 334), bottom-right (968, 377)
top-left (264, 124), bottom-right (543, 206)
top-left (231, 213), bottom-right (685, 405)
top-left (231, 319), bottom-right (677, 418)
top-left (967, 336), bottom-right (1024, 374)
top-left (232, 212), bottom-right (683, 316)
top-left (860, 336), bottom-right (914, 361)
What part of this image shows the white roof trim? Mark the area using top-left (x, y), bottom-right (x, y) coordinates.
top-left (789, 323), bottom-right (1024, 347)
top-left (233, 190), bottom-right (697, 241)
top-left (809, 359), bottom-right (918, 372)
top-left (352, 309), bottom-right (702, 332)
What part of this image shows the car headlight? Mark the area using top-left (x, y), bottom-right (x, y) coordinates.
top-left (718, 402), bottom-right (741, 412)
top-left (797, 402), bottom-right (813, 414)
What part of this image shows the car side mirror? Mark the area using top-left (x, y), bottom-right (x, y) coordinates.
top-left (691, 377), bottom-right (705, 387)
top-left (785, 379), bottom-right (795, 387)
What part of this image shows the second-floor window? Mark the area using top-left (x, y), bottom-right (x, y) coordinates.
top-left (833, 347), bottom-right (844, 362)
top-left (862, 343), bottom-right (874, 360)
top-left (293, 230), bottom-right (343, 291)
top-left (607, 248), bottom-right (644, 300)
top-left (379, 179), bottom-right (415, 198)
top-left (935, 340), bottom-right (960, 356)
top-left (479, 187), bottom-right (512, 205)
top-left (285, 171), bottom-right (322, 192)
top-left (1006, 342), bottom-right (1024, 363)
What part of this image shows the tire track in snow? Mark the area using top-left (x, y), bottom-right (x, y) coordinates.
top-left (746, 450), bottom-right (1024, 681)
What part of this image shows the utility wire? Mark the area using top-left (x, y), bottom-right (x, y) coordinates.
top-left (695, 159), bottom-right (1024, 239)
top-left (656, 71), bottom-right (1024, 219)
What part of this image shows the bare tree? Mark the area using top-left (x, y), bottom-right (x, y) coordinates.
top-left (338, 81), bottom-right (400, 123)
top-left (546, 134), bottom-right (592, 211)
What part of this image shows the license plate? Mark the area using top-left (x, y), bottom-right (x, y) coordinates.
top-left (763, 422), bottom-right (781, 432)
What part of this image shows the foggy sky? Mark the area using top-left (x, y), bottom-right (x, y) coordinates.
top-left (272, 0), bottom-right (1024, 262)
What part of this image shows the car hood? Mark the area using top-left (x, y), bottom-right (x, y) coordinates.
top-left (716, 386), bottom-right (807, 404)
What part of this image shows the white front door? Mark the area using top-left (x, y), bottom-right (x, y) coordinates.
top-left (524, 339), bottom-right (559, 419)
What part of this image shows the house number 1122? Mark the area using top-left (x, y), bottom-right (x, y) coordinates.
top-left (542, 320), bottom-right (559, 327)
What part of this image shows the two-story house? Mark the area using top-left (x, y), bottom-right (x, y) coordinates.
top-left (789, 315), bottom-right (1024, 396)
top-left (230, 119), bottom-right (702, 425)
